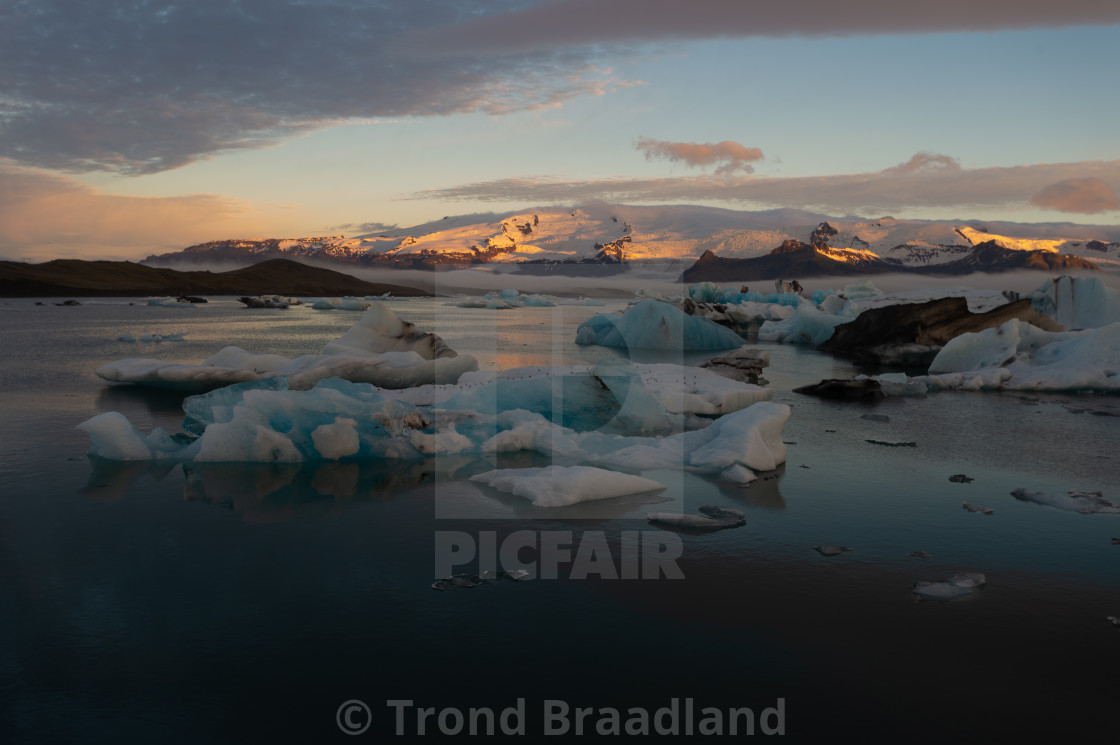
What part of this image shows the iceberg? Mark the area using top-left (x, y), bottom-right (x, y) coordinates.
top-left (1030, 275), bottom-right (1120, 330)
top-left (758, 304), bottom-right (848, 346)
top-left (382, 360), bottom-right (772, 431)
top-left (918, 319), bottom-right (1120, 391)
top-left (79, 376), bottom-right (790, 480)
top-left (95, 302), bottom-right (479, 392)
top-left (575, 299), bottom-right (745, 351)
top-left (471, 465), bottom-right (666, 507)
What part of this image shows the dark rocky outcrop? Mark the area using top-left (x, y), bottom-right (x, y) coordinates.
top-left (816, 297), bottom-right (1065, 368)
top-left (700, 348), bottom-right (770, 385)
top-left (793, 378), bottom-right (885, 400)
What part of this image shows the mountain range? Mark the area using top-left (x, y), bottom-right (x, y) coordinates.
top-left (142, 204), bottom-right (1120, 279)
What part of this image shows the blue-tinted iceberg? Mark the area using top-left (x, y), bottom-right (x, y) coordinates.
top-left (576, 299), bottom-right (745, 351)
top-left (1030, 275), bottom-right (1120, 330)
top-left (79, 374), bottom-right (789, 478)
top-left (758, 304), bottom-right (849, 346)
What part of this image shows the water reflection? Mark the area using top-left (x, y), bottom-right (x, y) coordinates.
top-left (82, 455), bottom-right (496, 522)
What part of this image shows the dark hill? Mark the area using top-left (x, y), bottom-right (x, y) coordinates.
top-left (0, 258), bottom-right (429, 297)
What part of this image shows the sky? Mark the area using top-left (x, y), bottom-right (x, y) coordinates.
top-left (2, 0), bottom-right (1119, 260)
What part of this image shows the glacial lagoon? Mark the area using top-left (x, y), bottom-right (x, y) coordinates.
top-left (1, 294), bottom-right (1118, 742)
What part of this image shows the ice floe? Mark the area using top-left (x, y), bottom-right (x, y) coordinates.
top-left (471, 465), bottom-right (665, 507)
top-left (1010, 488), bottom-right (1119, 514)
top-left (95, 302), bottom-right (478, 392)
top-left (648, 506), bottom-right (746, 530)
top-left (913, 572), bottom-right (986, 601)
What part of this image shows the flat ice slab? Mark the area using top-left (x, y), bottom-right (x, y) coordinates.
top-left (471, 466), bottom-right (666, 507)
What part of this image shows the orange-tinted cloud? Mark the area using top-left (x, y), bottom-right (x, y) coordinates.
top-left (0, 168), bottom-right (262, 260)
top-left (1028, 177), bottom-right (1120, 214)
top-left (636, 138), bottom-right (763, 174)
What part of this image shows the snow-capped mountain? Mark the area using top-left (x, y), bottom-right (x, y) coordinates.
top-left (142, 204), bottom-right (1120, 277)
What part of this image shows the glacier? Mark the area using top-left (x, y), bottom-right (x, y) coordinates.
top-left (95, 302), bottom-right (479, 392)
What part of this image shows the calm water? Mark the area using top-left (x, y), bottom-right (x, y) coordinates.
top-left (1, 296), bottom-right (1118, 743)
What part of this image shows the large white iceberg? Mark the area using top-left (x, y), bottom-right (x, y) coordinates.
top-left (470, 465), bottom-right (666, 507)
top-left (1030, 275), bottom-right (1120, 330)
top-left (918, 319), bottom-right (1120, 391)
top-left (576, 299), bottom-right (745, 351)
top-left (95, 302), bottom-right (478, 392)
top-left (79, 375), bottom-right (790, 478)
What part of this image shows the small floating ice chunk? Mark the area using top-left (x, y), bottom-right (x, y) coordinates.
top-left (813, 545), bottom-right (852, 557)
top-left (470, 465), bottom-right (666, 508)
top-left (1010, 488), bottom-right (1120, 514)
top-left (647, 507), bottom-right (746, 530)
top-left (962, 501), bottom-right (994, 515)
top-left (908, 551), bottom-right (933, 559)
top-left (913, 582), bottom-right (973, 601)
top-left (913, 571), bottom-right (986, 601)
top-left (948, 571), bottom-right (986, 588)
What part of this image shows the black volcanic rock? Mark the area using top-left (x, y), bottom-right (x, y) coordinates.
top-left (793, 378), bottom-right (885, 400)
top-left (817, 297), bottom-right (1065, 366)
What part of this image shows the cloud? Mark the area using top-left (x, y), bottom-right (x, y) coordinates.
top-left (331, 221), bottom-right (401, 234)
top-left (636, 138), bottom-right (763, 174)
top-left (4, 1), bottom-right (1117, 176)
top-left (0, 1), bottom-right (627, 175)
top-left (407, 0), bottom-right (1120, 56)
top-left (404, 155), bottom-right (1120, 215)
top-left (0, 168), bottom-right (264, 260)
top-left (1028, 177), bottom-right (1120, 213)
top-left (881, 152), bottom-right (962, 175)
